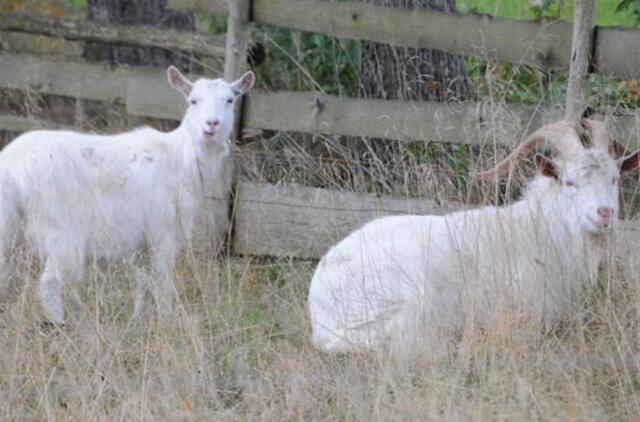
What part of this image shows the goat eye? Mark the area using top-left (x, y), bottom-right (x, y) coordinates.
top-left (190, 99), bottom-right (198, 105)
top-left (565, 180), bottom-right (577, 188)
top-left (226, 98), bottom-right (233, 104)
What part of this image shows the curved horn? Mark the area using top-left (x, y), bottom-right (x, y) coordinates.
top-left (584, 119), bottom-right (627, 158)
top-left (583, 119), bottom-right (610, 152)
top-left (474, 120), bottom-right (583, 180)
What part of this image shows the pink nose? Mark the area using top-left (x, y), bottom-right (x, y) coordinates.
top-left (206, 119), bottom-right (219, 128)
top-left (597, 206), bottom-right (613, 219)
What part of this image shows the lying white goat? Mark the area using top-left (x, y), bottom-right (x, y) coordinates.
top-left (308, 120), bottom-right (640, 354)
top-left (0, 66), bottom-right (255, 324)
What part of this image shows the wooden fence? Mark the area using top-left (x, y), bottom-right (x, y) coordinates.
top-left (176, 0), bottom-right (640, 259)
top-left (172, 0), bottom-right (640, 79)
top-left (0, 1), bottom-right (639, 259)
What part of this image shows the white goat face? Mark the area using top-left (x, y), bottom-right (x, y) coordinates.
top-left (553, 150), bottom-right (620, 234)
top-left (167, 66), bottom-right (255, 146)
top-left (481, 120), bottom-right (640, 235)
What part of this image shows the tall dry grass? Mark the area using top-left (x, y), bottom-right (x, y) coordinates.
top-left (1, 241), bottom-right (640, 420)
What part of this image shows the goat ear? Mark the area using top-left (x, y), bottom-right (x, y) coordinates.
top-left (534, 154), bottom-right (559, 180)
top-left (620, 149), bottom-right (640, 172)
top-left (167, 65), bottom-right (193, 98)
top-left (230, 71), bottom-right (255, 97)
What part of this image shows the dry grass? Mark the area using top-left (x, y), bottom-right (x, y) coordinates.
top-left (1, 91), bottom-right (639, 421)
top-left (0, 97), bottom-right (638, 422)
top-left (1, 243), bottom-right (640, 421)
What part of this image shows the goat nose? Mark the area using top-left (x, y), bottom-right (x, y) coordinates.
top-left (206, 119), bottom-right (219, 127)
top-left (597, 206), bottom-right (613, 219)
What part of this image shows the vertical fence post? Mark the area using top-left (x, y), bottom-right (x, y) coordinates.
top-left (564, 0), bottom-right (596, 127)
top-left (225, 0), bottom-right (252, 141)
top-left (219, 0), bottom-right (252, 253)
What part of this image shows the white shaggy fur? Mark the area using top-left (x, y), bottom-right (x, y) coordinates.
top-left (0, 66), bottom-right (255, 324)
top-left (308, 122), bottom-right (640, 354)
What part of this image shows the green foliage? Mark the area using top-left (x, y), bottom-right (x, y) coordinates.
top-left (196, 14), bottom-right (227, 34)
top-left (254, 25), bottom-right (360, 96)
top-left (617, 0), bottom-right (640, 24)
top-left (67, 0), bottom-right (84, 10)
top-left (528, 0), bottom-right (568, 19)
top-left (251, 0), bottom-right (638, 106)
top-left (457, 0), bottom-right (637, 26)
top-left (465, 58), bottom-right (565, 105)
top-left (589, 74), bottom-right (640, 108)
top-left (465, 58), bottom-right (639, 109)
top-left (457, 0), bottom-right (570, 19)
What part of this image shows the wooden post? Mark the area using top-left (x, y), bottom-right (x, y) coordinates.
top-left (225, 0), bottom-right (252, 142)
top-left (199, 0), bottom-right (251, 254)
top-left (564, 0), bottom-right (596, 127)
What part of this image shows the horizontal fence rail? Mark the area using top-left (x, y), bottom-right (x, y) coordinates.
top-left (233, 181), bottom-right (464, 259)
top-left (234, 181), bottom-right (640, 259)
top-left (594, 26), bottom-right (640, 80)
top-left (0, 52), bottom-right (189, 123)
top-left (0, 52), bottom-right (131, 103)
top-left (0, 114), bottom-right (73, 133)
top-left (0, 12), bottom-right (225, 59)
top-left (1, 52), bottom-right (639, 148)
top-left (0, 31), bottom-right (85, 58)
top-left (243, 91), bottom-right (564, 146)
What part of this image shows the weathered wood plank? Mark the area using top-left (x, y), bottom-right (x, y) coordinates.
top-left (233, 181), bottom-right (464, 259)
top-left (595, 26), bottom-right (640, 81)
top-left (233, 181), bottom-right (640, 259)
top-left (0, 52), bottom-right (128, 103)
top-left (0, 52), bottom-right (190, 120)
top-left (0, 12), bottom-right (225, 58)
top-left (245, 91), bottom-right (640, 147)
top-left (168, 0), bottom-right (228, 16)
top-left (244, 90), bottom-right (566, 146)
top-left (253, 0), bottom-right (573, 69)
top-left (0, 31), bottom-right (84, 58)
top-left (0, 114), bottom-right (73, 133)
top-left (126, 71), bottom-right (185, 120)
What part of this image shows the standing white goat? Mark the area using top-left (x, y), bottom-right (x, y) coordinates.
top-left (308, 120), bottom-right (640, 354)
top-left (0, 66), bottom-right (255, 324)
